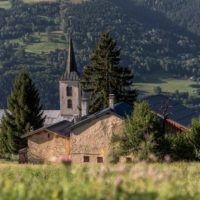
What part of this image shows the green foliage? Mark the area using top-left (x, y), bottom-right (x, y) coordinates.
top-left (114, 102), bottom-right (162, 160)
top-left (170, 118), bottom-right (200, 161)
top-left (153, 86), bottom-right (162, 95)
top-left (0, 69), bottom-right (45, 155)
top-left (81, 32), bottom-right (137, 112)
top-left (135, 0), bottom-right (200, 36)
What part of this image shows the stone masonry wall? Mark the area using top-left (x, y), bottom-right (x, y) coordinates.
top-left (59, 80), bottom-right (81, 116)
top-left (27, 131), bottom-right (69, 163)
top-left (70, 114), bottom-right (123, 163)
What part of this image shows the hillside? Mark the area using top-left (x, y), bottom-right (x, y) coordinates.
top-left (0, 0), bottom-right (200, 109)
top-left (133, 0), bottom-right (200, 36)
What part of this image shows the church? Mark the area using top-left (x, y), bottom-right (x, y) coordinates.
top-left (19, 39), bottom-right (133, 163)
top-left (13, 39), bottom-right (200, 163)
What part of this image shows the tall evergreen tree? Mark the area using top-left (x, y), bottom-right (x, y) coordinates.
top-left (81, 32), bottom-right (137, 112)
top-left (0, 69), bottom-right (45, 155)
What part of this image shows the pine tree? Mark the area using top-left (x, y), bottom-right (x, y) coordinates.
top-left (81, 32), bottom-right (137, 112)
top-left (112, 102), bottom-right (162, 160)
top-left (0, 69), bottom-right (45, 155)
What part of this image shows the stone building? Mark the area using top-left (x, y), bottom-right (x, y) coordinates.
top-left (21, 101), bottom-right (132, 163)
top-left (19, 38), bottom-right (133, 163)
top-left (15, 38), bottom-right (200, 163)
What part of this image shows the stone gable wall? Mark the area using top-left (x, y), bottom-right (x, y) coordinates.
top-left (70, 114), bottom-right (123, 163)
top-left (27, 131), bottom-right (69, 163)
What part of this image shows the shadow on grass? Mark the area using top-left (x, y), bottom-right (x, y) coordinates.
top-left (115, 189), bottom-right (158, 200)
top-left (137, 76), bottom-right (167, 84)
top-left (190, 84), bottom-right (200, 89)
top-left (169, 194), bottom-right (195, 200)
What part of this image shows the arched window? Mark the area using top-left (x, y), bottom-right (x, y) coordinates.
top-left (67, 99), bottom-right (73, 109)
top-left (66, 86), bottom-right (72, 97)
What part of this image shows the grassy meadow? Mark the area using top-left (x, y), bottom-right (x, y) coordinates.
top-left (134, 73), bottom-right (199, 97)
top-left (0, 0), bottom-right (84, 9)
top-left (1, 162), bottom-right (200, 199)
top-left (0, 0), bottom-right (11, 9)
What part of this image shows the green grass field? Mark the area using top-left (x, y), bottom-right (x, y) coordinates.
top-left (0, 0), bottom-right (11, 9)
top-left (23, 0), bottom-right (85, 4)
top-left (25, 32), bottom-right (67, 53)
top-left (134, 73), bottom-right (199, 97)
top-left (1, 162), bottom-right (200, 199)
top-left (0, 0), bottom-right (84, 9)
top-left (10, 31), bottom-right (67, 53)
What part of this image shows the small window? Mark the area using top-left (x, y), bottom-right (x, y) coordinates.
top-left (67, 99), bottom-right (73, 109)
top-left (114, 157), bottom-right (120, 163)
top-left (47, 133), bottom-right (50, 139)
top-left (97, 157), bottom-right (103, 163)
top-left (126, 157), bottom-right (132, 163)
top-left (66, 86), bottom-right (72, 97)
top-left (83, 156), bottom-right (90, 163)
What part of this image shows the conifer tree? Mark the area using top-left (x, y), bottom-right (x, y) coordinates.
top-left (0, 69), bottom-right (45, 155)
top-left (81, 32), bottom-right (137, 112)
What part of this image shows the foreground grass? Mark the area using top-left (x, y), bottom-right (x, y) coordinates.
top-left (1, 162), bottom-right (200, 199)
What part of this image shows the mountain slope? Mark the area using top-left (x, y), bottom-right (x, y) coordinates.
top-left (133, 0), bottom-right (200, 36)
top-left (0, 0), bottom-right (200, 108)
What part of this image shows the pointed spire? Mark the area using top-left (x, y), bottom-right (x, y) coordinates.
top-left (67, 37), bottom-right (77, 73)
top-left (62, 37), bottom-right (79, 81)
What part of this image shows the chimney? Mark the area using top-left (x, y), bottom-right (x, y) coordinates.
top-left (81, 97), bottom-right (89, 117)
top-left (73, 114), bottom-right (79, 123)
top-left (109, 94), bottom-right (115, 109)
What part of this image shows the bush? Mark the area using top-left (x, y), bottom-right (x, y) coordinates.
top-left (113, 102), bottom-right (163, 160)
top-left (153, 86), bottom-right (162, 94)
top-left (170, 118), bottom-right (200, 161)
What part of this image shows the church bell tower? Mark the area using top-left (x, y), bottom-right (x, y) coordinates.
top-left (59, 38), bottom-right (81, 117)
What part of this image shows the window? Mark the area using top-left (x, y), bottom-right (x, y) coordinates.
top-left (67, 99), bottom-right (73, 109)
top-left (66, 86), bottom-right (72, 96)
top-left (97, 157), bottom-right (103, 163)
top-left (83, 156), bottom-right (90, 163)
top-left (47, 133), bottom-right (50, 139)
top-left (126, 157), bottom-right (132, 163)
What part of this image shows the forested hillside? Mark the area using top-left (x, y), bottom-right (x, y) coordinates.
top-left (0, 0), bottom-right (200, 109)
top-left (134, 0), bottom-right (200, 36)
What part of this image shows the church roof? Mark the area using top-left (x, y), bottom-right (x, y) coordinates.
top-left (62, 38), bottom-right (80, 81)
top-left (0, 110), bottom-right (73, 126)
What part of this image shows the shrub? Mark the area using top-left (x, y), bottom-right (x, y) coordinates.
top-left (153, 86), bottom-right (162, 94)
top-left (113, 102), bottom-right (163, 160)
top-left (170, 118), bottom-right (200, 161)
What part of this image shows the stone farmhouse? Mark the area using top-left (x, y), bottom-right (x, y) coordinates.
top-left (18, 38), bottom-right (133, 163)
top-left (0, 38), bottom-right (199, 164)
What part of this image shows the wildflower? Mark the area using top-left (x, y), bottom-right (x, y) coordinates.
top-left (148, 153), bottom-right (158, 162)
top-left (164, 155), bottom-right (171, 163)
top-left (115, 176), bottom-right (123, 191)
top-left (60, 156), bottom-right (72, 166)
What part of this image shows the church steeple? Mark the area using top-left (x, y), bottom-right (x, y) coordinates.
top-left (67, 38), bottom-right (77, 74)
top-left (62, 38), bottom-right (79, 80)
top-left (59, 37), bottom-right (81, 118)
